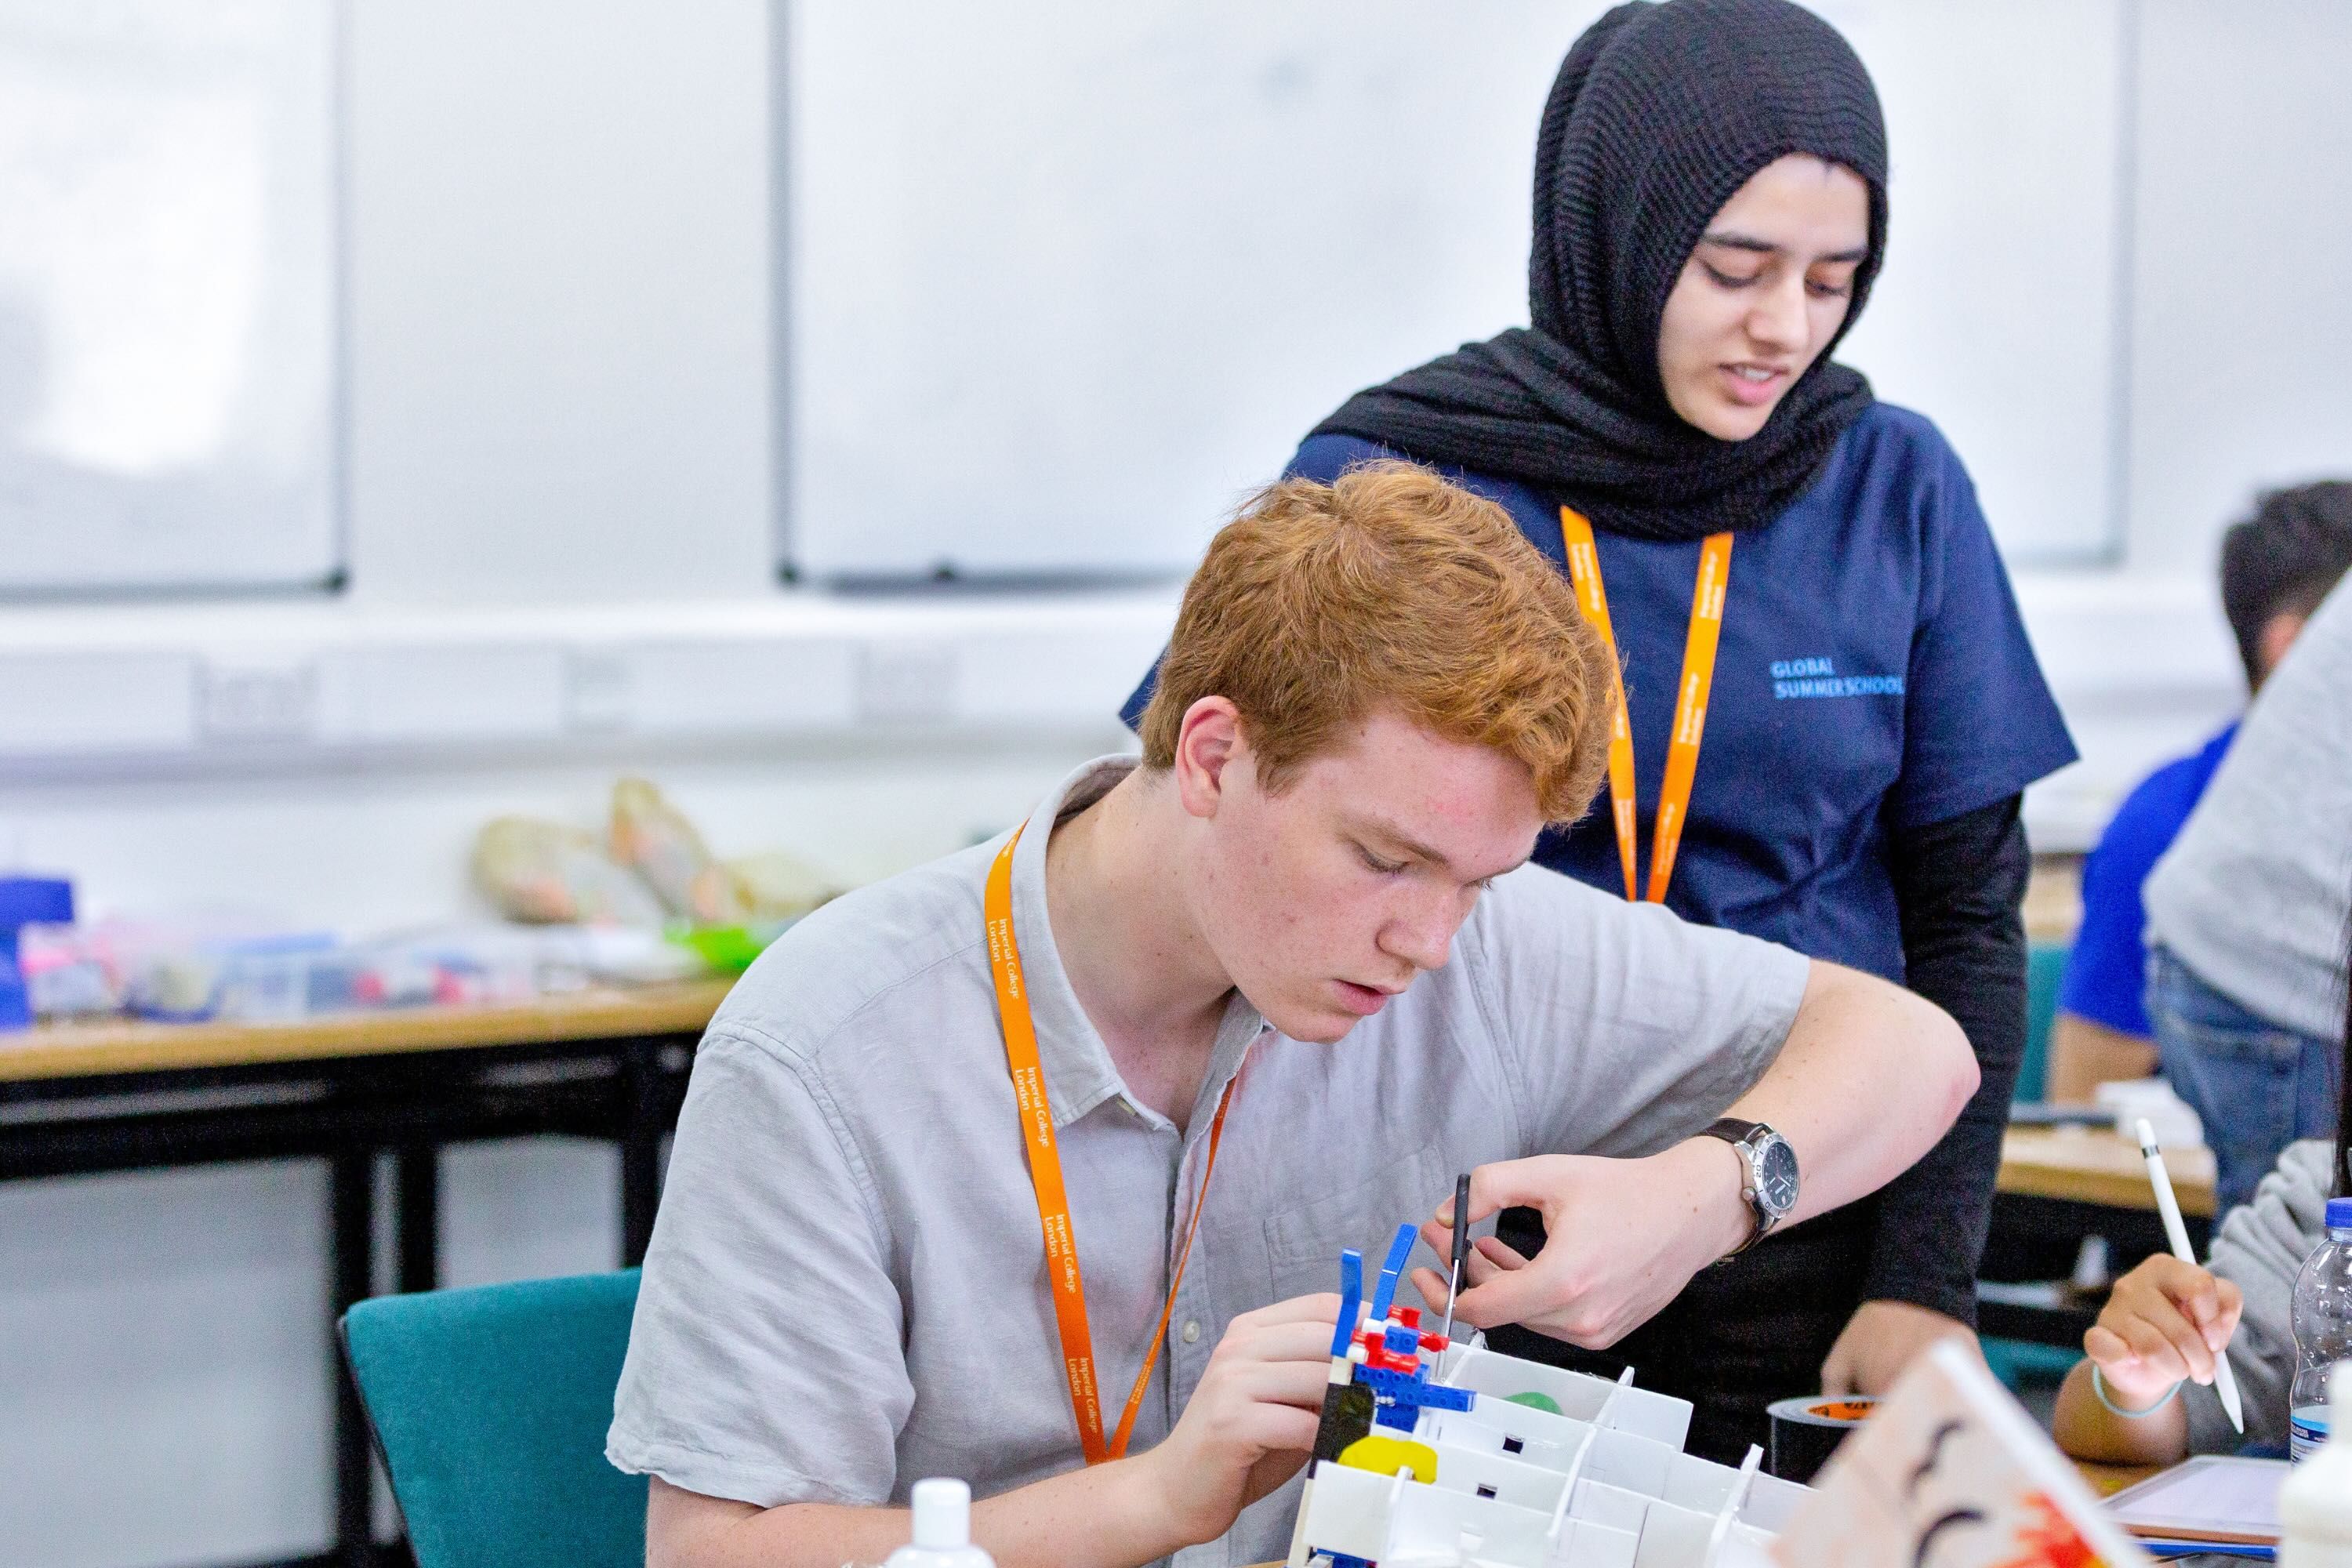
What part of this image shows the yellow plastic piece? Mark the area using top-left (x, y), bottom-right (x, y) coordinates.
top-left (1338, 1433), bottom-right (1439, 1483)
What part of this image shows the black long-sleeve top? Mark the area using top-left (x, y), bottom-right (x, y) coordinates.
top-left (1868, 793), bottom-right (2031, 1323)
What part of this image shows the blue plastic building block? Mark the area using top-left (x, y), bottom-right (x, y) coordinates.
top-left (1329, 1247), bottom-right (1363, 1359)
top-left (1365, 1221), bottom-right (1417, 1323)
top-left (1359, 1361), bottom-right (1477, 1431)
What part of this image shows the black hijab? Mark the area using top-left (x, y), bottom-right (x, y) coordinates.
top-left (1311, 0), bottom-right (1889, 543)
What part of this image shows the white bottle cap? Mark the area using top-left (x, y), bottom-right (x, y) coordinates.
top-left (910, 1477), bottom-right (971, 1550)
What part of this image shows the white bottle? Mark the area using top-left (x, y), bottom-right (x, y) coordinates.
top-left (884, 1479), bottom-right (996, 1568)
top-left (2281, 1362), bottom-right (2352, 1568)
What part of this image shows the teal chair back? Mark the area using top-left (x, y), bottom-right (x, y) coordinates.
top-left (2016, 942), bottom-right (2070, 1104)
top-left (342, 1270), bottom-right (645, 1568)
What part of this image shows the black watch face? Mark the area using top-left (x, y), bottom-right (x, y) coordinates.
top-left (1755, 1138), bottom-right (1800, 1214)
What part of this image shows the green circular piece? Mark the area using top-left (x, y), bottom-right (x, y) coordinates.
top-left (1504, 1392), bottom-right (1563, 1414)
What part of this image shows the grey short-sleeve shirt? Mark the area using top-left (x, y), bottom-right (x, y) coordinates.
top-left (608, 757), bottom-right (1811, 1567)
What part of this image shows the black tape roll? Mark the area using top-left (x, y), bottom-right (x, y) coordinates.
top-left (1766, 1394), bottom-right (1877, 1483)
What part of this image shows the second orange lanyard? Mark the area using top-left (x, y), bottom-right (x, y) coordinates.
top-left (1557, 506), bottom-right (1733, 905)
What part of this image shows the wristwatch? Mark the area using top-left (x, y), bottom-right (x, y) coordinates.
top-left (1700, 1117), bottom-right (1798, 1255)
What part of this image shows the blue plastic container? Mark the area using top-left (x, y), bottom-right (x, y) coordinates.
top-left (0, 876), bottom-right (74, 1029)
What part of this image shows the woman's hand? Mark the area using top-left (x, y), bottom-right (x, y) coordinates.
top-left (1820, 1301), bottom-right (1979, 1396)
top-left (2083, 1254), bottom-right (2244, 1411)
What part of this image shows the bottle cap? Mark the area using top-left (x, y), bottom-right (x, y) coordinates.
top-left (2327, 1196), bottom-right (2352, 1230)
top-left (910, 1477), bottom-right (971, 1550)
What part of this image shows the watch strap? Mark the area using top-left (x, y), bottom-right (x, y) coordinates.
top-left (1700, 1117), bottom-right (1780, 1256)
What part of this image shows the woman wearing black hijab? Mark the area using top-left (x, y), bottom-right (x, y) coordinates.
top-left (1120, 0), bottom-right (2080, 1460)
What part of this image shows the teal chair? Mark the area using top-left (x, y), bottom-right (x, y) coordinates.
top-left (2014, 941), bottom-right (2071, 1105)
top-left (341, 1270), bottom-right (645, 1568)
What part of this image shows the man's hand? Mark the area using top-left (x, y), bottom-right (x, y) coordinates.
top-left (1126, 1294), bottom-right (1339, 1550)
top-left (1819, 1301), bottom-right (1978, 1397)
top-left (2082, 1255), bottom-right (2243, 1411)
top-left (1406, 1141), bottom-right (1750, 1349)
top-left (646, 1297), bottom-right (1341, 1568)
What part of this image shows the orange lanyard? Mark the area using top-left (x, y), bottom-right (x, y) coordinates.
top-left (1557, 506), bottom-right (1733, 904)
top-left (985, 822), bottom-right (1237, 1465)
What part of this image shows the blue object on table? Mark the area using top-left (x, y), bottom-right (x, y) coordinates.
top-left (2140, 1544), bottom-right (2274, 1561)
top-left (341, 1270), bottom-right (644, 1568)
top-left (0, 875), bottom-right (73, 1030)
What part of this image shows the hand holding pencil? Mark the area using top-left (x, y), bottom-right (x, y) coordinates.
top-left (2117, 1119), bottom-right (2245, 1432)
top-left (2082, 1252), bottom-right (2245, 1416)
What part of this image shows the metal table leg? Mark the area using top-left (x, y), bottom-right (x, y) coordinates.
top-left (620, 1039), bottom-right (663, 1266)
top-left (329, 1152), bottom-right (376, 1568)
top-left (394, 1145), bottom-right (437, 1294)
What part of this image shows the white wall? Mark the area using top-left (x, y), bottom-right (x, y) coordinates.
top-left (0, 1), bottom-right (2340, 1563)
top-left (0, 2), bottom-right (1128, 1563)
top-left (2125, 0), bottom-right (2352, 576)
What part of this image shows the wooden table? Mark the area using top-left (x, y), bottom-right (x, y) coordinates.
top-left (0, 980), bottom-right (731, 1083)
top-left (1998, 1126), bottom-right (2216, 1217)
top-left (0, 978), bottom-right (731, 1568)
top-left (1984, 1125), bottom-right (2216, 1351)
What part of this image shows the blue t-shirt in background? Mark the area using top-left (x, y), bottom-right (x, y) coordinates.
top-left (2060, 723), bottom-right (2238, 1037)
top-left (1121, 403), bottom-right (2078, 984)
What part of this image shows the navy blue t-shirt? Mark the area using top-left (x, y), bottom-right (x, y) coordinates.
top-left (2060, 722), bottom-right (2236, 1038)
top-left (1121, 404), bottom-right (2078, 985)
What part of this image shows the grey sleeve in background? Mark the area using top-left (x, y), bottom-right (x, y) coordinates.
top-left (1468, 865), bottom-right (1810, 1160)
top-left (2185, 1138), bottom-right (2336, 1454)
top-left (2145, 578), bottom-right (2352, 1044)
top-left (608, 1028), bottom-right (914, 1508)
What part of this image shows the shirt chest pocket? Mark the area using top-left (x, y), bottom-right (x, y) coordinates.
top-left (1260, 1136), bottom-right (1458, 1305)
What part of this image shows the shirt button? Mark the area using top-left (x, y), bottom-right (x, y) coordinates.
top-left (1181, 1319), bottom-right (1201, 1344)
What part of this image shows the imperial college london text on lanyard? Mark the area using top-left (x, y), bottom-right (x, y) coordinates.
top-left (985, 822), bottom-right (1237, 1464)
top-left (1558, 506), bottom-right (1733, 903)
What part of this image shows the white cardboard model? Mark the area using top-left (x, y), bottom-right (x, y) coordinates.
top-left (1284, 1225), bottom-right (1809, 1568)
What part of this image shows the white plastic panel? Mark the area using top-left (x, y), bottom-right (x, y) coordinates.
top-left (1443, 1345), bottom-right (1693, 1450)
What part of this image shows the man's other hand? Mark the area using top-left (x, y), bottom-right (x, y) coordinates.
top-left (1408, 1141), bottom-right (1751, 1349)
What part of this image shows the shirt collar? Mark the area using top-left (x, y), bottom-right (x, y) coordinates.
top-left (1005, 755), bottom-right (1266, 1130)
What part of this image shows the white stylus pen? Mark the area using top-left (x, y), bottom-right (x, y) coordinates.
top-left (2134, 1118), bottom-right (2244, 1432)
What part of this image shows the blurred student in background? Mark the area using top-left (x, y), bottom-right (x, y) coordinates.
top-left (2053, 863), bottom-right (2349, 1463)
top-left (1127, 0), bottom-right (2075, 1458)
top-left (2140, 576), bottom-right (2352, 1214)
top-left (2047, 483), bottom-right (2352, 1105)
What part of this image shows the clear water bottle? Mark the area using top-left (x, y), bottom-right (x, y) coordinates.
top-left (2289, 1197), bottom-right (2352, 1461)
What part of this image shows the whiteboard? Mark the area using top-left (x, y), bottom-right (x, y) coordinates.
top-left (785, 0), bottom-right (2130, 582)
top-left (0, 1), bottom-right (339, 595)
top-left (785, 1), bottom-right (1598, 583)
